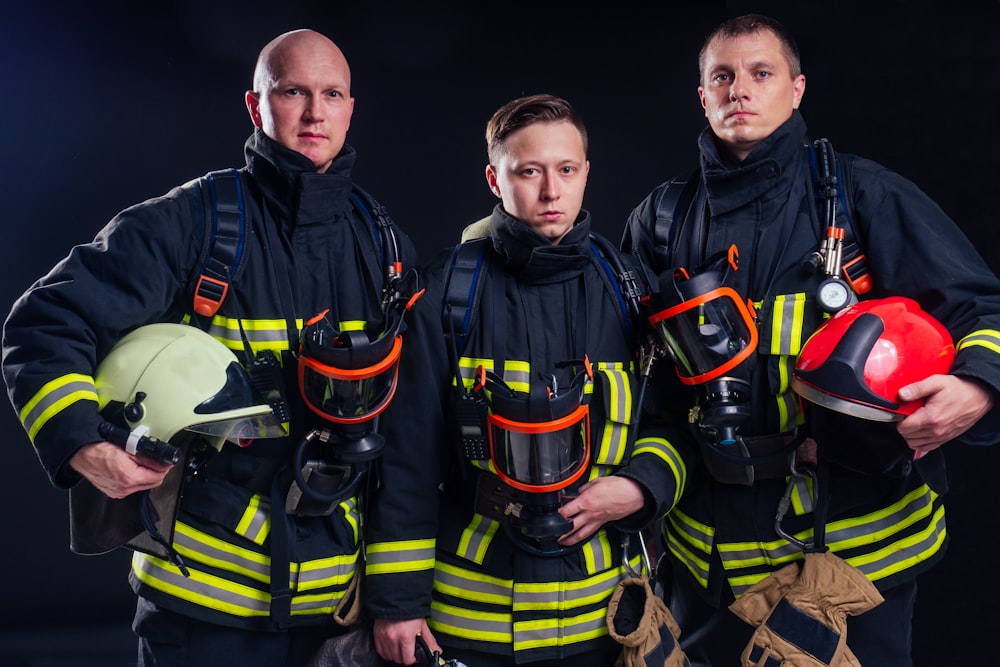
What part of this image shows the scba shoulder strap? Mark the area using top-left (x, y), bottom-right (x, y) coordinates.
top-left (442, 233), bottom-right (644, 362)
top-left (648, 142), bottom-right (870, 295)
top-left (188, 171), bottom-right (404, 317)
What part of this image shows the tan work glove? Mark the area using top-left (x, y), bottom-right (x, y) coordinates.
top-left (728, 551), bottom-right (884, 666)
top-left (607, 575), bottom-right (689, 667)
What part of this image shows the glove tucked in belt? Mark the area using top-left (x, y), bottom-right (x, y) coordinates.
top-left (728, 551), bottom-right (884, 667)
top-left (607, 575), bottom-right (690, 667)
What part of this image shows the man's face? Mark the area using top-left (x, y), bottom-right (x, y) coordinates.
top-left (485, 120), bottom-right (589, 245)
top-left (246, 37), bottom-right (354, 173)
top-left (698, 29), bottom-right (805, 163)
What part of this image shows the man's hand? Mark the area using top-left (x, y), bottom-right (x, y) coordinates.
top-left (557, 475), bottom-right (644, 546)
top-left (69, 441), bottom-right (173, 498)
top-left (897, 375), bottom-right (994, 458)
top-left (373, 618), bottom-right (440, 666)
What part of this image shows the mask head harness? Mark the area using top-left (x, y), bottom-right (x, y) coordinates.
top-left (473, 359), bottom-right (593, 556)
top-left (290, 275), bottom-right (424, 516)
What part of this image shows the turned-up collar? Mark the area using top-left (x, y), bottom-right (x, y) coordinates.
top-left (698, 111), bottom-right (809, 216)
top-left (243, 128), bottom-right (356, 225)
top-left (487, 205), bottom-right (592, 284)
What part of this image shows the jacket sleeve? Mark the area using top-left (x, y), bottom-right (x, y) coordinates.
top-left (2, 185), bottom-right (203, 487)
top-left (849, 156), bottom-right (1000, 444)
top-left (364, 251), bottom-right (453, 621)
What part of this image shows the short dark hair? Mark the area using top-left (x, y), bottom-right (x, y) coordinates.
top-left (485, 94), bottom-right (588, 164)
top-left (699, 14), bottom-right (801, 80)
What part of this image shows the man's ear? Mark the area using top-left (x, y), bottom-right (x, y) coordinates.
top-left (246, 91), bottom-right (263, 128)
top-left (485, 164), bottom-right (501, 198)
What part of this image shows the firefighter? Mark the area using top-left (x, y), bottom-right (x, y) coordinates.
top-left (621, 13), bottom-right (1000, 666)
top-left (366, 94), bottom-right (682, 666)
top-left (2, 29), bottom-right (417, 666)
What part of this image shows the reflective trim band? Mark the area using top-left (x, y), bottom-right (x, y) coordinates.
top-left (789, 475), bottom-right (815, 515)
top-left (341, 496), bottom-right (361, 544)
top-left (191, 317), bottom-right (299, 354)
top-left (431, 600), bottom-right (512, 643)
top-left (434, 560), bottom-right (513, 606)
top-left (581, 530), bottom-right (612, 574)
top-left (457, 357), bottom-right (494, 389)
top-left (456, 514), bottom-right (500, 565)
top-left (513, 565), bottom-right (621, 611)
top-left (20, 374), bottom-right (97, 443)
top-left (132, 550), bottom-right (353, 618)
top-left (339, 320), bottom-right (366, 332)
top-left (366, 538), bottom-right (437, 575)
top-left (593, 367), bottom-right (631, 466)
top-left (957, 329), bottom-right (1000, 355)
top-left (769, 293), bottom-right (807, 356)
top-left (664, 510), bottom-right (713, 588)
top-left (501, 360), bottom-right (530, 394)
top-left (775, 356), bottom-right (801, 432)
top-left (430, 560), bottom-right (618, 650)
top-left (633, 437), bottom-right (687, 508)
top-left (514, 607), bottom-right (609, 650)
top-left (720, 485), bottom-right (945, 596)
top-left (234, 494), bottom-right (269, 546)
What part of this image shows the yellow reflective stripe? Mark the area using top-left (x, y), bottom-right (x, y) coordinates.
top-left (134, 551), bottom-right (271, 617)
top-left (775, 356), bottom-right (801, 431)
top-left (342, 496), bottom-right (361, 544)
top-left (664, 510), bottom-right (713, 587)
top-left (514, 566), bottom-right (620, 611)
top-left (456, 514), bottom-right (499, 565)
top-left (502, 360), bottom-right (530, 393)
top-left (20, 374), bottom-right (97, 443)
top-left (581, 530), bottom-right (612, 574)
top-left (366, 538), bottom-right (436, 575)
top-left (769, 293), bottom-right (807, 356)
top-left (133, 552), bottom-right (350, 617)
top-left (457, 357), bottom-right (494, 389)
top-left (434, 560), bottom-right (512, 605)
top-left (296, 550), bottom-right (361, 592)
top-left (594, 368), bottom-right (631, 466)
top-left (234, 494), bottom-right (269, 546)
top-left (846, 503), bottom-right (946, 580)
top-left (633, 437), bottom-right (687, 508)
top-left (339, 320), bottom-right (365, 332)
top-left (515, 606), bottom-right (610, 650)
top-left (430, 600), bottom-right (512, 642)
top-left (957, 329), bottom-right (1000, 355)
top-left (789, 475), bottom-right (815, 515)
top-left (196, 317), bottom-right (298, 354)
top-left (173, 521), bottom-right (270, 582)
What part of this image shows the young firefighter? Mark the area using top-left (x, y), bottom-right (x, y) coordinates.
top-left (622, 14), bottom-right (1000, 666)
top-left (366, 94), bottom-right (682, 666)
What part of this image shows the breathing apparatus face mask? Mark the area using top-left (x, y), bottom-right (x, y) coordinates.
top-left (647, 246), bottom-right (758, 446)
top-left (289, 290), bottom-right (422, 516)
top-left (475, 360), bottom-right (593, 554)
top-left (298, 308), bottom-right (406, 427)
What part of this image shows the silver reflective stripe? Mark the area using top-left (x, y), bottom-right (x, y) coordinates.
top-left (200, 317), bottom-right (297, 353)
top-left (21, 374), bottom-right (97, 442)
top-left (593, 367), bottom-right (630, 466)
top-left (664, 510), bottom-right (713, 588)
top-left (366, 538), bottom-right (436, 575)
top-left (958, 329), bottom-right (1000, 354)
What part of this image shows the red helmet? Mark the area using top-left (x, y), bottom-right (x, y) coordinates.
top-left (792, 297), bottom-right (955, 421)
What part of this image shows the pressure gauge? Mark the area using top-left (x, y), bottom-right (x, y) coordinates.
top-left (817, 277), bottom-right (855, 313)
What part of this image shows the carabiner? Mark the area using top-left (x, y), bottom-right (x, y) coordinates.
top-left (774, 453), bottom-right (817, 551)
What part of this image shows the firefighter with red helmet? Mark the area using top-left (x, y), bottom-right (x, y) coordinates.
top-left (621, 14), bottom-right (1000, 666)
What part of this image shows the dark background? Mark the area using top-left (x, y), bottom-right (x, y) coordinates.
top-left (2, 1), bottom-right (999, 665)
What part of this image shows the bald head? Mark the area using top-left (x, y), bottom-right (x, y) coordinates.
top-left (252, 29), bottom-right (351, 96)
top-left (245, 29), bottom-right (355, 172)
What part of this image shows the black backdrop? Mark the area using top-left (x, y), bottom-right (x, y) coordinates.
top-left (2, 1), bottom-right (999, 665)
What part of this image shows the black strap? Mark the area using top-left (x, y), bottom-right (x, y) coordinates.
top-left (192, 169), bottom-right (245, 317)
top-left (443, 238), bottom-right (491, 360)
top-left (650, 168), bottom-right (701, 271)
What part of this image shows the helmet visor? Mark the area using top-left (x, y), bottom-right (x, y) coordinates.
top-left (648, 286), bottom-right (758, 385)
top-left (488, 404), bottom-right (590, 493)
top-left (298, 336), bottom-right (402, 424)
top-left (187, 405), bottom-right (287, 443)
